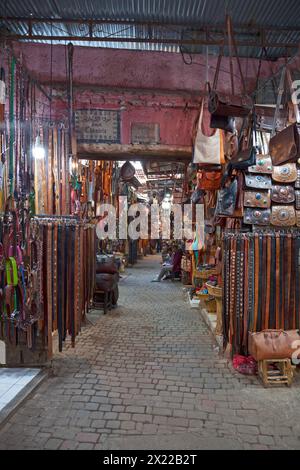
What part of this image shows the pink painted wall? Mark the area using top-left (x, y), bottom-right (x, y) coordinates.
top-left (11, 42), bottom-right (287, 147)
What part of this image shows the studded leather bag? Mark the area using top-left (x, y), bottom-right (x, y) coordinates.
top-left (296, 210), bottom-right (300, 227)
top-left (245, 174), bottom-right (272, 189)
top-left (244, 190), bottom-right (271, 208)
top-left (243, 208), bottom-right (271, 225)
top-left (272, 163), bottom-right (297, 183)
top-left (271, 206), bottom-right (296, 226)
top-left (271, 185), bottom-right (295, 204)
top-left (269, 123), bottom-right (300, 165)
top-left (248, 155), bottom-right (273, 174)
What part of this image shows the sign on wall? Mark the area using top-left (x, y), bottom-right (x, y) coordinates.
top-left (75, 109), bottom-right (120, 144)
top-left (131, 123), bottom-right (160, 144)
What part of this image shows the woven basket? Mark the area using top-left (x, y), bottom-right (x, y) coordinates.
top-left (207, 285), bottom-right (222, 298)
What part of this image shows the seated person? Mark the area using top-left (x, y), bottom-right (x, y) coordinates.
top-left (152, 248), bottom-right (183, 282)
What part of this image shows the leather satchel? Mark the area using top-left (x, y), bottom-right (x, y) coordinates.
top-left (244, 190), bottom-right (271, 208)
top-left (295, 167), bottom-right (300, 188)
top-left (248, 329), bottom-right (300, 361)
top-left (272, 163), bottom-right (297, 183)
top-left (215, 178), bottom-right (238, 217)
top-left (210, 114), bottom-right (235, 133)
top-left (197, 170), bottom-right (222, 190)
top-left (295, 190), bottom-right (300, 209)
top-left (271, 185), bottom-right (295, 204)
top-left (269, 123), bottom-right (300, 165)
top-left (245, 174), bottom-right (272, 189)
top-left (271, 205), bottom-right (296, 226)
top-left (243, 208), bottom-right (271, 225)
top-left (248, 155), bottom-right (273, 174)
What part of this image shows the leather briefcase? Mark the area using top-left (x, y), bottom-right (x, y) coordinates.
top-left (272, 163), bottom-right (297, 183)
top-left (295, 167), bottom-right (300, 188)
top-left (243, 208), bottom-right (271, 225)
top-left (295, 190), bottom-right (300, 209)
top-left (215, 178), bottom-right (238, 217)
top-left (248, 155), bottom-right (273, 174)
top-left (269, 123), bottom-right (300, 165)
top-left (244, 190), bottom-right (271, 208)
top-left (248, 329), bottom-right (300, 361)
top-left (271, 185), bottom-right (295, 204)
top-left (271, 205), bottom-right (296, 226)
top-left (245, 174), bottom-right (272, 189)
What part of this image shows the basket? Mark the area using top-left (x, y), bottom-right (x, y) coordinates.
top-left (207, 285), bottom-right (222, 298)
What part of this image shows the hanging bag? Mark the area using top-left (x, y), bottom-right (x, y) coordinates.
top-left (193, 100), bottom-right (225, 165)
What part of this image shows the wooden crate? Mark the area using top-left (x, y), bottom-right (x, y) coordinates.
top-left (258, 359), bottom-right (294, 387)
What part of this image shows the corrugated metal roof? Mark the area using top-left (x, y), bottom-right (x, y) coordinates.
top-left (1, 0), bottom-right (300, 57)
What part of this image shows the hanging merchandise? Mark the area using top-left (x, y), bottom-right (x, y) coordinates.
top-left (197, 170), bottom-right (222, 190)
top-left (121, 161), bottom-right (135, 181)
top-left (222, 232), bottom-right (300, 355)
top-left (193, 100), bottom-right (225, 165)
top-left (208, 15), bottom-right (252, 118)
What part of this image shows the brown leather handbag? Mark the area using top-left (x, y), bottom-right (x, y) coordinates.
top-left (271, 185), bottom-right (295, 204)
top-left (272, 163), bottom-right (297, 183)
top-left (271, 206), bottom-right (296, 226)
top-left (248, 155), bottom-right (273, 174)
top-left (244, 190), bottom-right (271, 208)
top-left (296, 210), bottom-right (300, 227)
top-left (208, 16), bottom-right (252, 118)
top-left (269, 123), bottom-right (300, 165)
top-left (197, 170), bottom-right (222, 190)
top-left (248, 329), bottom-right (300, 361)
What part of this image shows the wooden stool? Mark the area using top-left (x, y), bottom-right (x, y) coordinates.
top-left (258, 359), bottom-right (294, 387)
top-left (91, 289), bottom-right (113, 315)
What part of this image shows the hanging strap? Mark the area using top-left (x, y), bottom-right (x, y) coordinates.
top-left (5, 257), bottom-right (18, 286)
top-left (9, 57), bottom-right (16, 196)
top-left (271, 66), bottom-right (286, 137)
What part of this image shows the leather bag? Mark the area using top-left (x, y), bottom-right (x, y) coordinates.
top-left (272, 163), bottom-right (297, 183)
top-left (215, 178), bottom-right (238, 217)
top-left (248, 155), bottom-right (273, 174)
top-left (269, 122), bottom-right (300, 165)
top-left (245, 174), bottom-right (272, 189)
top-left (271, 206), bottom-right (296, 226)
top-left (191, 188), bottom-right (205, 204)
top-left (248, 329), bottom-right (300, 361)
top-left (230, 115), bottom-right (258, 170)
top-left (296, 210), bottom-right (300, 227)
top-left (271, 185), bottom-right (295, 204)
top-left (244, 190), bottom-right (271, 208)
top-left (210, 114), bottom-right (236, 133)
top-left (243, 208), bottom-right (271, 225)
top-left (197, 170), bottom-right (222, 190)
top-left (193, 101), bottom-right (225, 165)
top-left (120, 161), bottom-right (135, 181)
top-left (208, 16), bottom-right (252, 118)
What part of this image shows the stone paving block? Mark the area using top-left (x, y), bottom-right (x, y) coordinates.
top-left (44, 438), bottom-right (63, 450)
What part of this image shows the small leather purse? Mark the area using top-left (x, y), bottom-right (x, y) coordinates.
top-left (245, 174), bottom-right (272, 189)
top-left (272, 163), bottom-right (297, 183)
top-left (271, 206), bottom-right (296, 226)
top-left (244, 190), bottom-right (271, 208)
top-left (248, 155), bottom-right (273, 174)
top-left (243, 208), bottom-right (271, 225)
top-left (295, 190), bottom-right (300, 209)
top-left (271, 185), bottom-right (295, 204)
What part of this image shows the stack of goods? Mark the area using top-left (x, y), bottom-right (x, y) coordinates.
top-left (223, 231), bottom-right (300, 355)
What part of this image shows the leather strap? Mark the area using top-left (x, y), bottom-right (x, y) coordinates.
top-left (5, 257), bottom-right (18, 286)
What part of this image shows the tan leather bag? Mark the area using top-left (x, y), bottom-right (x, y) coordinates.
top-left (248, 155), bottom-right (273, 174)
top-left (248, 329), bottom-right (300, 361)
top-left (272, 163), bottom-right (297, 183)
top-left (271, 205), bottom-right (296, 226)
top-left (244, 190), bottom-right (271, 208)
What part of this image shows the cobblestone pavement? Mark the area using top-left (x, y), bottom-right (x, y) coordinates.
top-left (0, 255), bottom-right (300, 450)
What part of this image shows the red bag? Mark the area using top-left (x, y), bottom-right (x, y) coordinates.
top-left (233, 355), bottom-right (257, 375)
